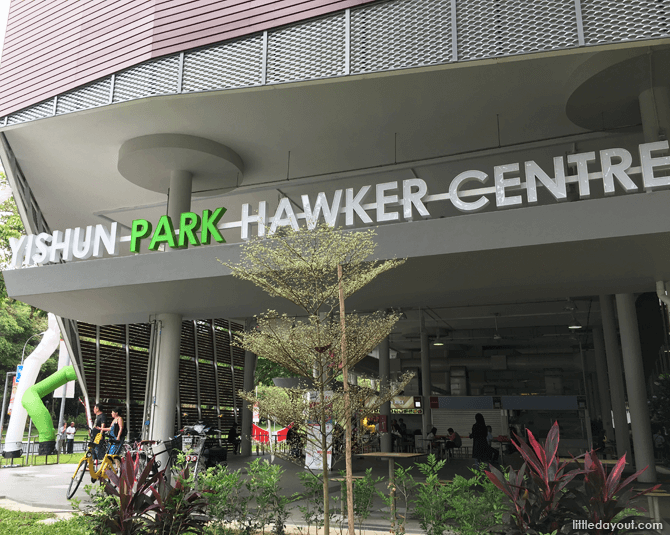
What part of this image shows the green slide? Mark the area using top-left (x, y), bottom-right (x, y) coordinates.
top-left (22, 365), bottom-right (77, 453)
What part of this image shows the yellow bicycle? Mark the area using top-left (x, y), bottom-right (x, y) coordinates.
top-left (66, 432), bottom-right (122, 499)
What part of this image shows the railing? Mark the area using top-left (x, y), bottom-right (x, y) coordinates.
top-left (2, 0), bottom-right (669, 127)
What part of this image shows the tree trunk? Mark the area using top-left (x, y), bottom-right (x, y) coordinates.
top-left (338, 264), bottom-right (355, 535)
top-left (321, 382), bottom-right (330, 535)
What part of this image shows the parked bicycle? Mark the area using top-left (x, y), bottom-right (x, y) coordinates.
top-left (176, 422), bottom-right (227, 486)
top-left (66, 432), bottom-right (121, 499)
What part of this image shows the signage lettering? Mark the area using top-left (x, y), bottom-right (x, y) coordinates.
top-left (7, 141), bottom-right (670, 268)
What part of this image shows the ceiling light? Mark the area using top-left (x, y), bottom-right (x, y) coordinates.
top-left (433, 336), bottom-right (444, 346)
top-left (568, 315), bottom-right (582, 329)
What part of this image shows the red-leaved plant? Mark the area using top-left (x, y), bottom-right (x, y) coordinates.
top-left (563, 451), bottom-right (661, 534)
top-left (103, 451), bottom-right (162, 534)
top-left (486, 422), bottom-right (585, 533)
top-left (485, 421), bottom-right (661, 535)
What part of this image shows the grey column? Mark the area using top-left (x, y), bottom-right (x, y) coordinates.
top-left (379, 336), bottom-right (391, 453)
top-left (240, 350), bottom-right (257, 456)
top-left (599, 295), bottom-right (631, 459)
top-left (420, 328), bottom-right (431, 438)
top-left (616, 294), bottom-right (657, 482)
top-left (593, 327), bottom-right (615, 442)
top-left (152, 313), bottom-right (182, 443)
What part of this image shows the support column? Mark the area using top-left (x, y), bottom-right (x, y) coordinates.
top-left (616, 294), bottom-right (657, 482)
top-left (420, 313), bottom-right (431, 438)
top-left (168, 170), bottom-right (193, 221)
top-left (152, 313), bottom-right (182, 443)
top-left (241, 349), bottom-right (257, 456)
top-left (593, 327), bottom-right (615, 442)
top-left (379, 336), bottom-right (391, 453)
top-left (599, 295), bottom-right (631, 459)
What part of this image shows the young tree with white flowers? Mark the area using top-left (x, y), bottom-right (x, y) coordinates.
top-left (224, 224), bottom-right (412, 535)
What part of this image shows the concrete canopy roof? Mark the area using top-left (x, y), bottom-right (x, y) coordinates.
top-left (3, 44), bottom-right (670, 336)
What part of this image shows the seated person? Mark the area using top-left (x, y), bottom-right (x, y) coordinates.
top-left (101, 407), bottom-right (126, 455)
top-left (444, 428), bottom-right (462, 457)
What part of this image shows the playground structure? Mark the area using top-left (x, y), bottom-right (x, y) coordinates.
top-left (2, 313), bottom-right (61, 458)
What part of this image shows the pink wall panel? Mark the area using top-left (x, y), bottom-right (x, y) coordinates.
top-left (0, 0), bottom-right (379, 117)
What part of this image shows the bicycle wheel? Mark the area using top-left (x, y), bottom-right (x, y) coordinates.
top-left (166, 449), bottom-right (182, 485)
top-left (66, 459), bottom-right (88, 499)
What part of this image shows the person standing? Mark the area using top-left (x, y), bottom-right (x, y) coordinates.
top-left (102, 407), bottom-right (126, 455)
top-left (228, 422), bottom-right (241, 454)
top-left (65, 421), bottom-right (76, 454)
top-left (91, 405), bottom-right (106, 461)
top-left (470, 413), bottom-right (488, 466)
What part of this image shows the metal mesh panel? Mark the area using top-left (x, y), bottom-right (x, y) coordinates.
top-left (183, 36), bottom-right (264, 91)
top-left (581, 0), bottom-right (670, 44)
top-left (7, 99), bottom-right (53, 125)
top-left (267, 13), bottom-right (345, 84)
top-left (457, 0), bottom-right (579, 60)
top-left (113, 56), bottom-right (180, 102)
top-left (56, 79), bottom-right (111, 114)
top-left (351, 0), bottom-right (452, 74)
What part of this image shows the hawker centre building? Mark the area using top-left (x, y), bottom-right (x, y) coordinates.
top-left (2, 0), bottom-right (670, 482)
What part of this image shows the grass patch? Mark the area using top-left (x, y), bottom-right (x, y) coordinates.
top-left (0, 507), bottom-right (90, 534)
top-left (0, 453), bottom-right (83, 466)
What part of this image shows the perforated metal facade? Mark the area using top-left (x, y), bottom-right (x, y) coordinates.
top-left (351, 0), bottom-right (453, 73)
top-left (581, 0), bottom-right (670, 45)
top-left (457, 0), bottom-right (579, 60)
top-left (3, 0), bottom-right (670, 126)
top-left (182, 37), bottom-right (265, 92)
top-left (113, 56), bottom-right (181, 103)
top-left (55, 79), bottom-right (112, 115)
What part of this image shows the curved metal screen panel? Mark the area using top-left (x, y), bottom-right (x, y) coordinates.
top-left (182, 36), bottom-right (265, 92)
top-left (457, 0), bottom-right (579, 61)
top-left (7, 99), bottom-right (53, 125)
top-left (55, 79), bottom-right (111, 114)
top-left (581, 0), bottom-right (670, 45)
top-left (113, 56), bottom-right (181, 103)
top-left (266, 13), bottom-right (346, 84)
top-left (351, 0), bottom-right (453, 74)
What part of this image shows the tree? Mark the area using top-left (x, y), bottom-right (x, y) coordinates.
top-left (0, 172), bottom-right (50, 384)
top-left (225, 224), bottom-right (413, 535)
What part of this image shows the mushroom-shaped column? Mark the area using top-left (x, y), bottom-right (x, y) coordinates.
top-left (117, 135), bottom-right (243, 445)
top-left (118, 133), bottom-right (244, 227)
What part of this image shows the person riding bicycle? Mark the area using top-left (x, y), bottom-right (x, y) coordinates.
top-left (102, 407), bottom-right (126, 455)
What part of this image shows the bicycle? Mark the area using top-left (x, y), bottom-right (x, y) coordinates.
top-left (176, 423), bottom-right (226, 487)
top-left (66, 432), bottom-right (122, 499)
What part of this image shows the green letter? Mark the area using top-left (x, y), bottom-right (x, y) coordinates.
top-left (201, 207), bottom-right (226, 245)
top-left (178, 212), bottom-right (201, 248)
top-left (149, 216), bottom-right (177, 251)
top-left (130, 219), bottom-right (152, 254)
